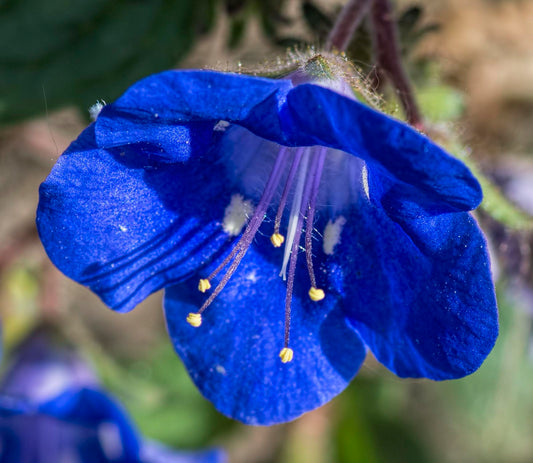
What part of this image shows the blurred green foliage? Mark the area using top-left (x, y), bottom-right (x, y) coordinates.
top-left (95, 341), bottom-right (234, 449)
top-left (0, 0), bottom-right (217, 123)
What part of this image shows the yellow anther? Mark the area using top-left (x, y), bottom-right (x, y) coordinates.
top-left (308, 287), bottom-right (325, 301)
top-left (198, 278), bottom-right (211, 293)
top-left (279, 347), bottom-right (294, 363)
top-left (270, 233), bottom-right (285, 248)
top-left (186, 313), bottom-right (202, 328)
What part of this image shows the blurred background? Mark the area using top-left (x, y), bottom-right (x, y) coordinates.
top-left (1, 0), bottom-right (532, 461)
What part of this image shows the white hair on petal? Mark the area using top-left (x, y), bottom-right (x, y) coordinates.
top-left (214, 120), bottom-right (230, 132)
top-left (89, 100), bottom-right (106, 121)
top-left (222, 194), bottom-right (255, 236)
top-left (323, 216), bottom-right (347, 255)
top-left (361, 164), bottom-right (370, 200)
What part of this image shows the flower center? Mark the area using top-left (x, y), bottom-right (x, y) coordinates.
top-left (186, 132), bottom-right (362, 363)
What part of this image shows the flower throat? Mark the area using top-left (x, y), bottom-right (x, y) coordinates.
top-left (186, 146), bottom-right (328, 364)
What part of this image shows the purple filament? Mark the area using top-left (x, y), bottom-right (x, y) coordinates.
top-left (273, 148), bottom-right (304, 235)
top-left (305, 148), bottom-right (327, 289)
top-left (198, 147), bottom-right (289, 314)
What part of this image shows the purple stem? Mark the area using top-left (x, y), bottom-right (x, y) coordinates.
top-left (369, 0), bottom-right (423, 128)
top-left (326, 0), bottom-right (373, 52)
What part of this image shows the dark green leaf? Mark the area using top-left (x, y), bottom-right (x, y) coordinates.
top-left (0, 0), bottom-right (215, 123)
top-left (302, 1), bottom-right (333, 38)
top-left (398, 5), bottom-right (422, 32)
top-left (228, 17), bottom-right (246, 48)
top-left (225, 0), bottom-right (247, 15)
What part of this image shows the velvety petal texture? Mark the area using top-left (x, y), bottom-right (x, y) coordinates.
top-left (283, 84), bottom-right (482, 213)
top-left (95, 71), bottom-right (293, 161)
top-left (37, 126), bottom-right (232, 312)
top-left (329, 197), bottom-right (498, 379)
top-left (37, 66), bottom-right (498, 425)
top-left (165, 245), bottom-right (367, 425)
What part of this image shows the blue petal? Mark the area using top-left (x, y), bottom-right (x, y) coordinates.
top-left (0, 414), bottom-right (111, 463)
top-left (0, 398), bottom-right (225, 463)
top-left (331, 197), bottom-right (498, 379)
top-left (141, 442), bottom-right (226, 463)
top-left (95, 70), bottom-right (293, 161)
top-left (39, 388), bottom-right (141, 461)
top-left (283, 84), bottom-right (482, 212)
top-left (94, 70), bottom-right (480, 217)
top-left (0, 387), bottom-right (141, 463)
top-left (37, 125), bottom-right (233, 312)
top-left (164, 243), bottom-right (366, 425)
top-left (0, 334), bottom-right (98, 402)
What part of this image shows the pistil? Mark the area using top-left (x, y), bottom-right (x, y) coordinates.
top-left (271, 148), bottom-right (304, 248)
top-left (280, 151), bottom-right (311, 281)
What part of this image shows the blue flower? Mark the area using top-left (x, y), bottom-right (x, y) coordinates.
top-left (0, 333), bottom-right (225, 462)
top-left (37, 63), bottom-right (498, 425)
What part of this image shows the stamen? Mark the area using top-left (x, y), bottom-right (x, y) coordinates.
top-left (279, 347), bottom-right (294, 363)
top-left (186, 313), bottom-right (202, 327)
top-left (308, 287), bottom-right (325, 301)
top-left (198, 279), bottom-right (211, 293)
top-left (305, 148), bottom-right (327, 299)
top-left (190, 142), bottom-right (333, 360)
top-left (270, 233), bottom-right (284, 247)
top-left (272, 148), bottom-right (304, 245)
top-left (194, 147), bottom-right (289, 319)
top-left (282, 152), bottom-right (319, 355)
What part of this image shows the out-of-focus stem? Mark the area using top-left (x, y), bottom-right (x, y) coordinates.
top-left (326, 0), bottom-right (372, 52)
top-left (370, 0), bottom-right (423, 128)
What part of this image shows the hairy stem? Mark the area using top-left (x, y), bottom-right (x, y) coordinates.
top-left (370, 0), bottom-right (423, 128)
top-left (326, 0), bottom-right (372, 52)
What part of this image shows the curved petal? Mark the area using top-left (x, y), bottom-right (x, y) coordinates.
top-left (0, 414), bottom-right (111, 463)
top-left (0, 387), bottom-right (141, 463)
top-left (95, 70), bottom-right (293, 161)
top-left (284, 84), bottom-right (482, 212)
top-left (331, 196), bottom-right (498, 379)
top-left (37, 125), bottom-right (233, 312)
top-left (0, 334), bottom-right (98, 402)
top-left (164, 243), bottom-right (366, 425)
top-left (39, 388), bottom-right (141, 462)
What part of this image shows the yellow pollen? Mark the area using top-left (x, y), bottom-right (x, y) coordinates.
top-left (279, 347), bottom-right (294, 363)
top-left (308, 287), bottom-right (325, 301)
top-left (186, 313), bottom-right (202, 327)
top-left (198, 278), bottom-right (211, 293)
top-left (270, 233), bottom-right (285, 248)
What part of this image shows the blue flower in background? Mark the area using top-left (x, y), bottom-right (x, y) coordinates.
top-left (37, 63), bottom-right (498, 425)
top-left (0, 332), bottom-right (225, 462)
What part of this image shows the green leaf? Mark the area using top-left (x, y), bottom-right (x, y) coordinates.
top-left (228, 17), bottom-right (246, 48)
top-left (477, 170), bottom-right (533, 231)
top-left (302, 1), bottom-right (333, 38)
top-left (0, 0), bottom-right (215, 123)
top-left (417, 85), bottom-right (464, 122)
top-left (452, 147), bottom-right (533, 231)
